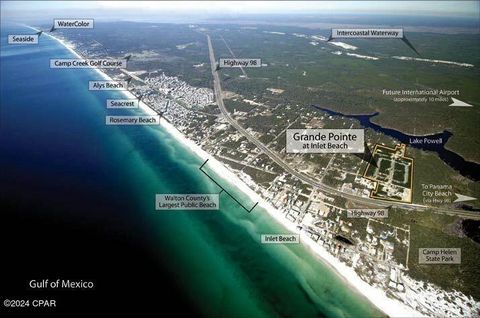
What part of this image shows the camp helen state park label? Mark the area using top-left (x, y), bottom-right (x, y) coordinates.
top-left (418, 248), bottom-right (461, 264)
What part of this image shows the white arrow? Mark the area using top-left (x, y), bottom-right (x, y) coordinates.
top-left (449, 97), bottom-right (473, 107)
top-left (454, 193), bottom-right (477, 203)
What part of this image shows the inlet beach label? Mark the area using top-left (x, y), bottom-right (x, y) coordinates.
top-left (286, 129), bottom-right (364, 153)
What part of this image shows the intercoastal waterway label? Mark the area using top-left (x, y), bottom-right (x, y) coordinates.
top-left (347, 209), bottom-right (388, 218)
top-left (106, 99), bottom-right (139, 109)
top-left (331, 28), bottom-right (403, 39)
top-left (261, 234), bottom-right (300, 244)
top-left (54, 19), bottom-right (94, 29)
top-left (50, 59), bottom-right (127, 69)
top-left (155, 194), bottom-right (219, 210)
top-left (419, 248), bottom-right (461, 264)
top-left (219, 58), bottom-right (262, 68)
top-left (105, 116), bottom-right (159, 125)
top-left (8, 34), bottom-right (38, 44)
top-left (89, 81), bottom-right (127, 90)
top-left (286, 129), bottom-right (364, 153)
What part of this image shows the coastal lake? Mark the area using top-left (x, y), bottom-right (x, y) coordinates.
top-left (1, 24), bottom-right (384, 317)
top-left (313, 105), bottom-right (480, 181)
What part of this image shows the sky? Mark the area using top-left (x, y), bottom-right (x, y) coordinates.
top-left (2, 1), bottom-right (479, 23)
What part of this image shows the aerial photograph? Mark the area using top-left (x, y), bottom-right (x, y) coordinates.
top-left (1, 1), bottom-right (479, 316)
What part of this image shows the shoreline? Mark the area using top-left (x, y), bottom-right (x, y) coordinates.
top-left (38, 26), bottom-right (425, 318)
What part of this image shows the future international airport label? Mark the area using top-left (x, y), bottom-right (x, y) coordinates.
top-left (261, 234), bottom-right (300, 244)
top-left (8, 34), bottom-right (38, 44)
top-left (106, 99), bottom-right (139, 109)
top-left (286, 129), bottom-right (364, 153)
top-left (155, 194), bottom-right (219, 210)
top-left (419, 248), bottom-right (461, 264)
top-left (51, 59), bottom-right (127, 69)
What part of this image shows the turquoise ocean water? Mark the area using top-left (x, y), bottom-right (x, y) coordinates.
top-left (1, 24), bottom-right (383, 317)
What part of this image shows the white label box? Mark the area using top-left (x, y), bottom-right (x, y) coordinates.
top-left (8, 34), bottom-right (38, 44)
top-left (286, 129), bottom-right (364, 153)
top-left (261, 234), bottom-right (300, 244)
top-left (89, 81), bottom-right (127, 90)
top-left (331, 28), bottom-right (403, 39)
top-left (219, 58), bottom-right (262, 68)
top-left (156, 194), bottom-right (219, 210)
top-left (106, 116), bottom-right (160, 125)
top-left (106, 99), bottom-right (139, 109)
top-left (54, 19), bottom-right (94, 29)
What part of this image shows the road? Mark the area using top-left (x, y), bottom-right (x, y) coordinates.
top-left (206, 34), bottom-right (480, 220)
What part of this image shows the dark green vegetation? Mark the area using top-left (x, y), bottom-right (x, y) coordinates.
top-left (211, 26), bottom-right (480, 162)
top-left (388, 208), bottom-right (480, 299)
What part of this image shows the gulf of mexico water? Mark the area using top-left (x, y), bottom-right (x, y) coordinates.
top-left (0, 24), bottom-right (384, 317)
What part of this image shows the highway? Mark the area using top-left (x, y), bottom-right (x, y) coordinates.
top-left (206, 34), bottom-right (480, 220)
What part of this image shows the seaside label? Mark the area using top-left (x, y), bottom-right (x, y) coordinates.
top-left (419, 248), bottom-right (461, 264)
top-left (219, 58), bottom-right (262, 68)
top-left (155, 194), bottom-right (219, 210)
top-left (286, 129), bottom-right (364, 153)
top-left (50, 59), bottom-right (127, 69)
top-left (54, 18), bottom-right (94, 29)
top-left (89, 80), bottom-right (127, 90)
top-left (8, 34), bottom-right (38, 44)
top-left (261, 234), bottom-right (300, 244)
top-left (105, 116), bottom-right (160, 125)
top-left (106, 99), bottom-right (139, 109)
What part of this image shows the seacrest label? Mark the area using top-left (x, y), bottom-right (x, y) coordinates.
top-left (50, 59), bottom-right (127, 69)
top-left (347, 209), bottom-right (388, 218)
top-left (219, 58), bottom-right (261, 68)
top-left (331, 28), bottom-right (403, 39)
top-left (89, 81), bottom-right (127, 90)
top-left (54, 19), bottom-right (94, 29)
top-left (105, 116), bottom-right (160, 125)
top-left (420, 184), bottom-right (453, 205)
top-left (419, 248), bottom-right (461, 264)
top-left (261, 234), bottom-right (300, 244)
top-left (382, 89), bottom-right (460, 103)
top-left (8, 34), bottom-right (38, 44)
top-left (155, 194), bottom-right (219, 210)
top-left (106, 99), bottom-right (138, 109)
top-left (286, 129), bottom-right (364, 153)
